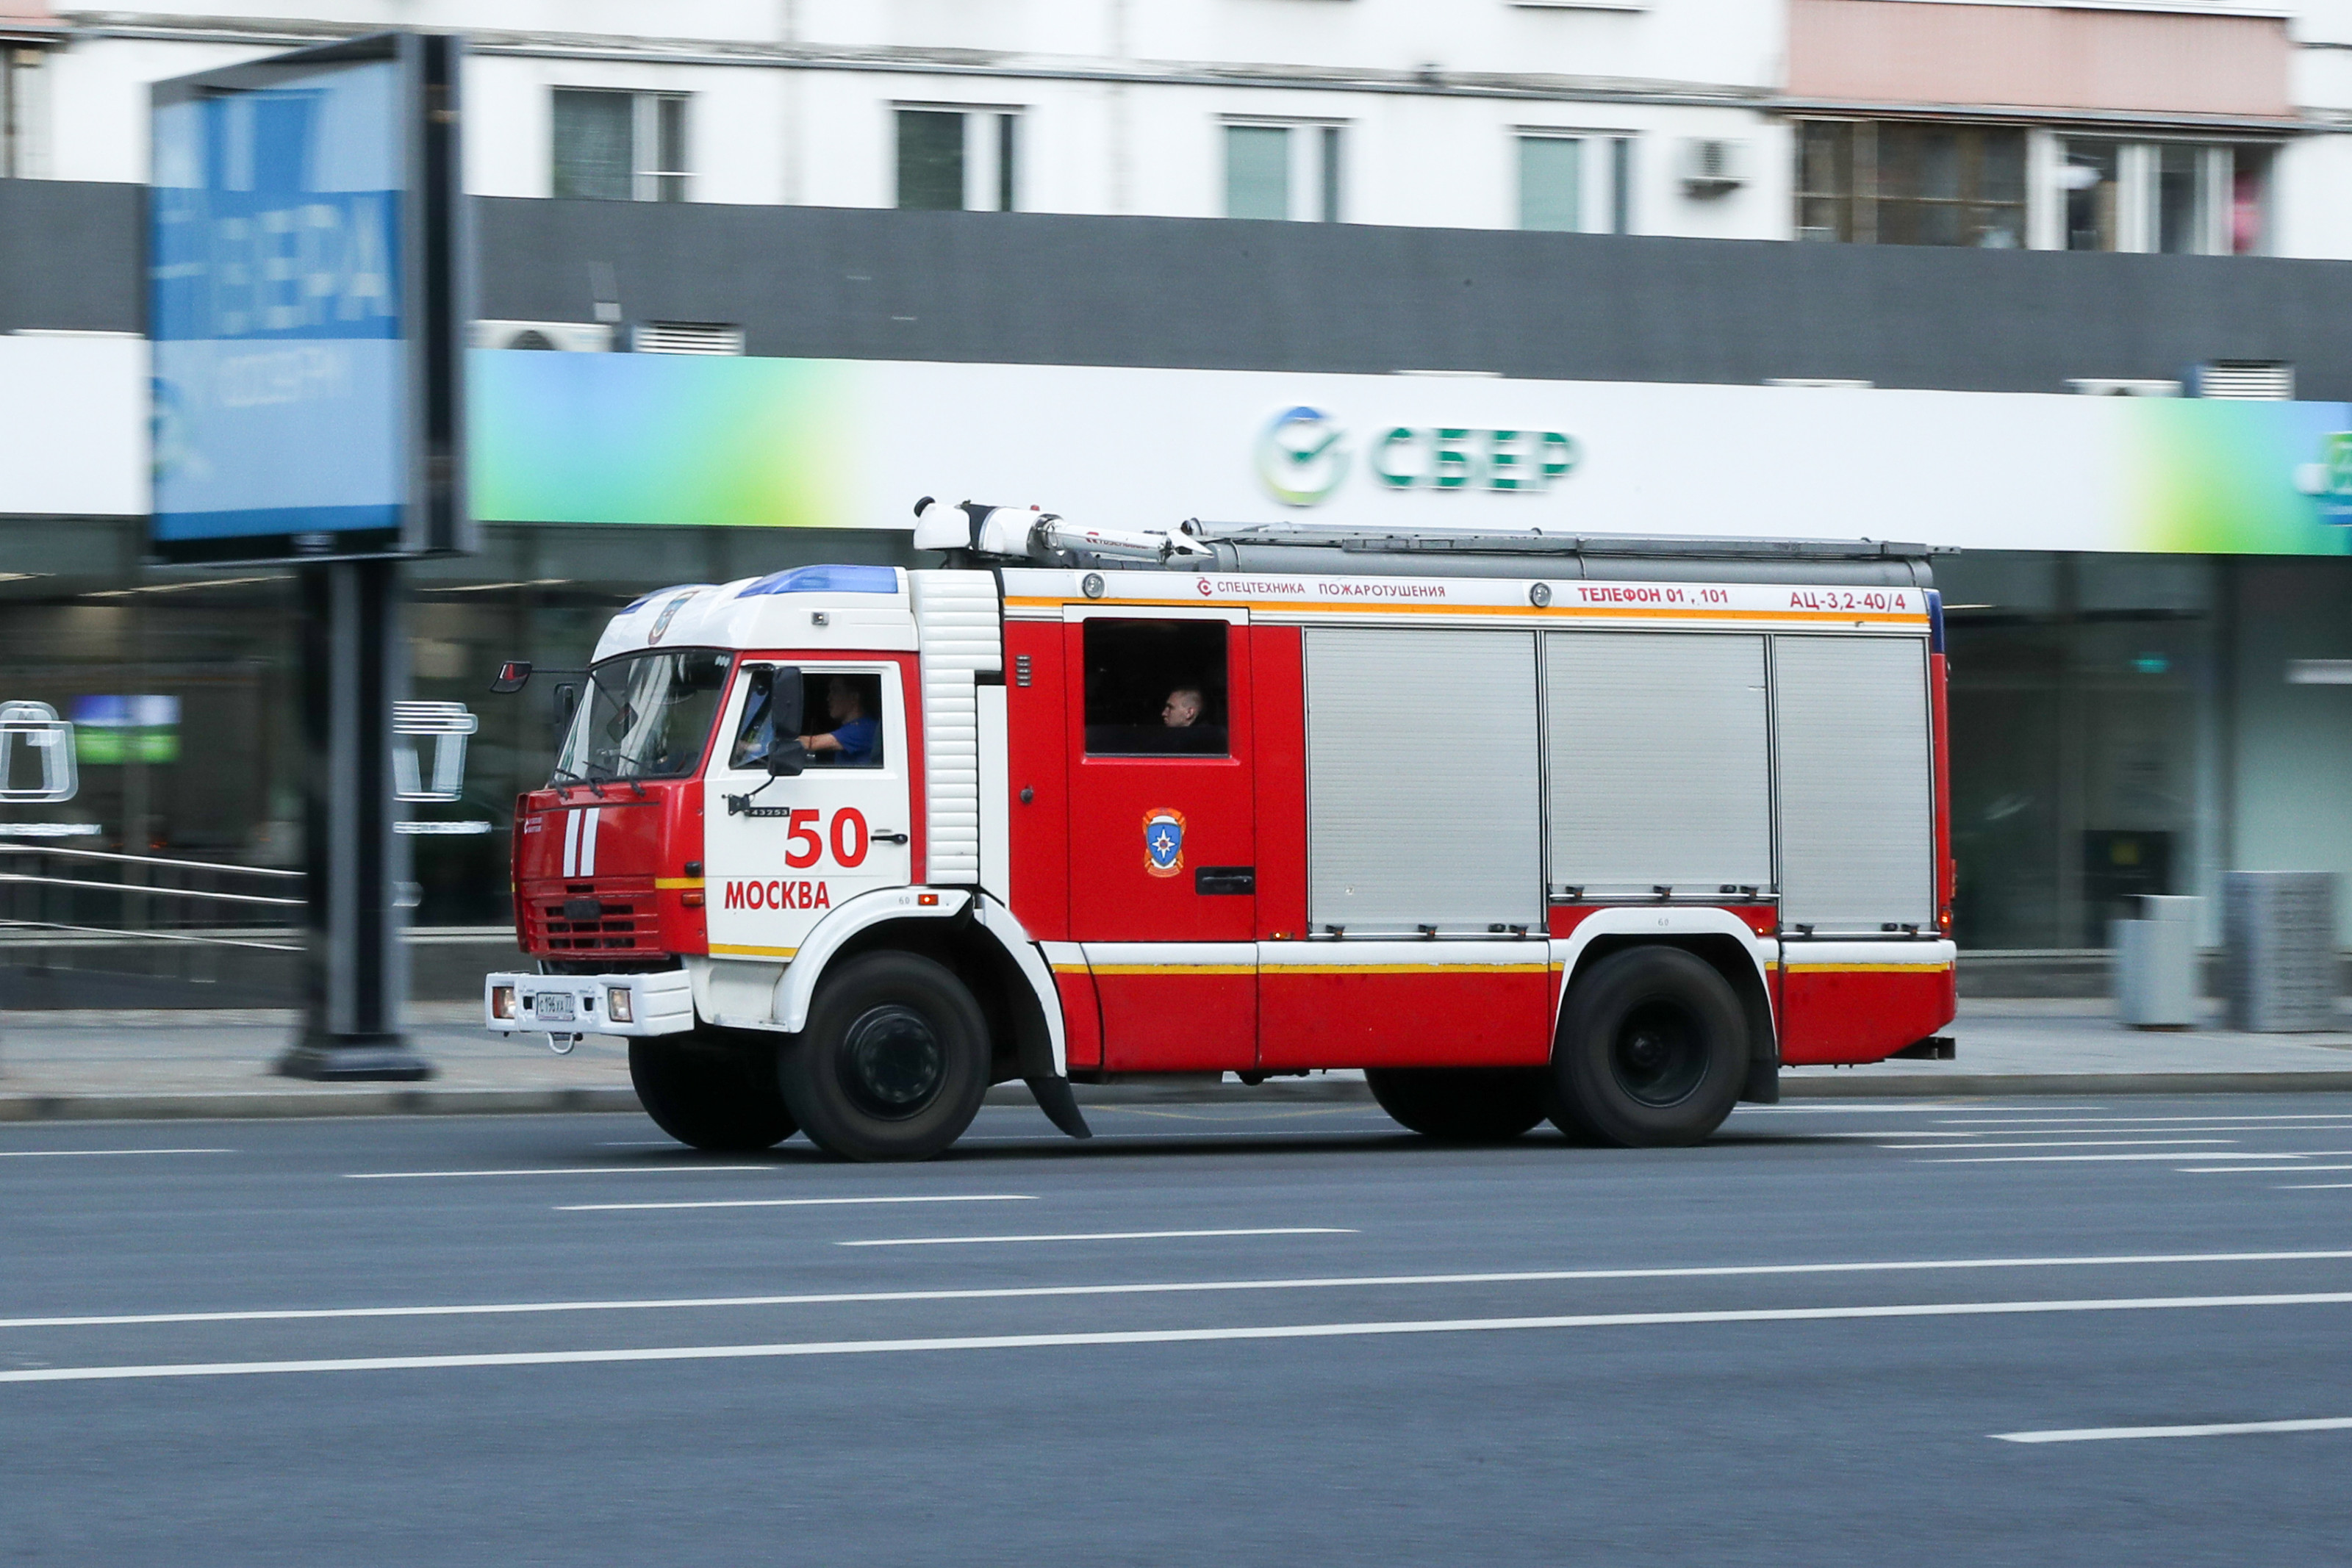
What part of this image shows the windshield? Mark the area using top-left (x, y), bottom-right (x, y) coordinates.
top-left (556, 648), bottom-right (732, 782)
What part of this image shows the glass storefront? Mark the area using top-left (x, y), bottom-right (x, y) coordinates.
top-left (0, 522), bottom-right (918, 939)
top-left (4, 522), bottom-right (2345, 957)
top-left (1943, 551), bottom-right (2352, 951)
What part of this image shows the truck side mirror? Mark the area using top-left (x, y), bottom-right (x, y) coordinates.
top-left (766, 666), bottom-right (806, 775)
top-left (490, 660), bottom-right (531, 694)
top-left (770, 666), bottom-right (803, 737)
top-left (553, 682), bottom-right (580, 731)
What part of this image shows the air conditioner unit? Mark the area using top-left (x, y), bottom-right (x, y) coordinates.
top-left (632, 321), bottom-right (746, 356)
top-left (1680, 137), bottom-right (1746, 195)
top-left (2193, 360), bottom-right (2293, 400)
top-left (473, 320), bottom-right (616, 352)
top-left (2066, 378), bottom-right (2182, 397)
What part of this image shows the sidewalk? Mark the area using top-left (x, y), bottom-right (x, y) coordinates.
top-left (1, 998), bottom-right (2349, 1122)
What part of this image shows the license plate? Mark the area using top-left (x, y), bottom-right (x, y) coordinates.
top-left (532, 991), bottom-right (576, 1023)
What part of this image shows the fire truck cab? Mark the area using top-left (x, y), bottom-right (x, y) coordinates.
top-left (488, 503), bottom-right (1957, 1161)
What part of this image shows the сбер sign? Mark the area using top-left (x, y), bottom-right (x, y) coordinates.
top-left (148, 32), bottom-right (468, 564)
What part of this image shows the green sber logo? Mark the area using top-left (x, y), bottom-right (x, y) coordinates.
top-left (1257, 406), bottom-right (1349, 507)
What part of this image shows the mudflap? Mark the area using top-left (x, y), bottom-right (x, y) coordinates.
top-left (1026, 1075), bottom-right (1094, 1140)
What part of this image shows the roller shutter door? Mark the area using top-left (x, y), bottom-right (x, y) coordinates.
top-left (1772, 635), bottom-right (1935, 933)
top-left (1544, 632), bottom-right (1772, 896)
top-left (1304, 628), bottom-right (1541, 933)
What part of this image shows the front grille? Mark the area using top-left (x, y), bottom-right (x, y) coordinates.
top-left (526, 891), bottom-right (656, 954)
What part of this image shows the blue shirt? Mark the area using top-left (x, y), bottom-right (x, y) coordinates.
top-left (828, 714), bottom-right (880, 766)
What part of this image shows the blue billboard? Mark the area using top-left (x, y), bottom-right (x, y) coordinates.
top-left (148, 34), bottom-right (467, 563)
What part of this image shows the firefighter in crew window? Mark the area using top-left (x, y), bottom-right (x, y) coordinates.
top-left (1161, 686), bottom-right (1203, 727)
top-left (799, 675), bottom-right (881, 766)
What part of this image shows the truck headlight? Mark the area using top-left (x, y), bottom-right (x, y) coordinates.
top-left (606, 986), bottom-right (633, 1024)
top-left (491, 985), bottom-right (519, 1021)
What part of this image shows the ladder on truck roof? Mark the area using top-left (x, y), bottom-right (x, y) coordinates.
top-left (912, 497), bottom-right (1950, 588)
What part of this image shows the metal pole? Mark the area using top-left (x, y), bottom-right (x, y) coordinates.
top-left (276, 558), bottom-right (431, 1080)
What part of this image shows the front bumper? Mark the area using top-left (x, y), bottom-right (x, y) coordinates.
top-left (484, 970), bottom-right (695, 1037)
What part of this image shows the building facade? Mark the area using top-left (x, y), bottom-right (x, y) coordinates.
top-left (4, 0), bottom-right (2352, 255)
top-left (0, 1), bottom-right (2348, 999)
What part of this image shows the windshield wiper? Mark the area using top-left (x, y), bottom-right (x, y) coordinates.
top-left (551, 762), bottom-right (609, 798)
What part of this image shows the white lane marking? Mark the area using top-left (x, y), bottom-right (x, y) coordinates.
top-left (837, 1227), bottom-right (1357, 1248)
top-left (1807, 1132), bottom-right (1987, 1140)
top-left (1942, 1115), bottom-right (2352, 1127)
top-left (1996, 1416), bottom-right (2352, 1445)
top-left (1879, 1140), bottom-right (2234, 1151)
top-left (953, 1130), bottom-right (1390, 1144)
top-left (559, 1194), bottom-right (1038, 1212)
top-left (1740, 1105), bottom-right (2110, 1116)
top-left (0, 1148), bottom-right (233, 1159)
top-left (344, 1166), bottom-right (772, 1180)
top-left (2280, 1183), bottom-right (2352, 1190)
top-left (2182, 1164), bottom-right (2352, 1175)
top-left (1923, 1152), bottom-right (2352, 1165)
top-left (1935, 1126), bottom-right (2352, 1137)
top-left (9, 1248), bottom-right (2348, 1331)
top-left (12, 1291), bottom-right (2352, 1387)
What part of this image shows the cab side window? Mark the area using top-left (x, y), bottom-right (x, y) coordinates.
top-left (726, 669), bottom-right (887, 770)
top-left (728, 667), bottom-right (779, 770)
top-left (1083, 619), bottom-right (1228, 757)
top-left (803, 671), bottom-right (886, 768)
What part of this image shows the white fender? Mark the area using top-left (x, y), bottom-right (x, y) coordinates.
top-left (965, 895), bottom-right (1068, 1076)
top-left (1547, 907), bottom-right (1778, 1026)
top-left (765, 886), bottom-right (1068, 1074)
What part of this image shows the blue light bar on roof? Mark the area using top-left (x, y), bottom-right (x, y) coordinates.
top-left (736, 566), bottom-right (901, 598)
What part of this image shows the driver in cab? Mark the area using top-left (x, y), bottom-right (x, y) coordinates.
top-left (799, 676), bottom-right (879, 766)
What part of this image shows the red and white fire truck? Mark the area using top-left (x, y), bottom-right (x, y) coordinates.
top-left (487, 501), bottom-right (1957, 1161)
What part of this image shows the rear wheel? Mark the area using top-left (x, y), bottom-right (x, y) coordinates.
top-left (1365, 1067), bottom-right (1548, 1142)
top-left (1548, 946), bottom-right (1749, 1148)
top-left (778, 952), bottom-right (991, 1162)
top-left (628, 1029), bottom-right (799, 1152)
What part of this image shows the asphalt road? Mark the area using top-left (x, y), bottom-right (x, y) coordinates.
top-left (7, 1094), bottom-right (2352, 1566)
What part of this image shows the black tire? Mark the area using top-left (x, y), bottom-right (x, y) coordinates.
top-left (1548, 946), bottom-right (1749, 1148)
top-left (777, 952), bottom-right (991, 1162)
top-left (1365, 1067), bottom-right (1548, 1142)
top-left (629, 1029), bottom-right (799, 1152)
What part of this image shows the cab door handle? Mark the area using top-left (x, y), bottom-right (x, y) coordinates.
top-left (872, 830), bottom-right (911, 844)
top-left (1195, 866), bottom-right (1254, 895)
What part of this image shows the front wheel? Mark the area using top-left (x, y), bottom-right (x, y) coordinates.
top-left (1548, 947), bottom-right (1749, 1148)
top-left (629, 1029), bottom-right (799, 1152)
top-left (778, 952), bottom-right (992, 1162)
top-left (1365, 1067), bottom-right (1548, 1142)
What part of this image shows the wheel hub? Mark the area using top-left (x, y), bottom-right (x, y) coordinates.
top-left (839, 1004), bottom-right (945, 1121)
top-left (1608, 1000), bottom-right (1707, 1108)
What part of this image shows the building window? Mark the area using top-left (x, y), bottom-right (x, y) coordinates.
top-left (1224, 123), bottom-right (1343, 222)
top-left (2064, 139), bottom-right (2266, 256)
top-left (2063, 140), bottom-right (2122, 251)
top-left (1519, 136), bottom-right (1582, 232)
top-left (4, 46), bottom-right (54, 180)
top-left (1796, 121), bottom-right (2023, 248)
top-left (894, 108), bottom-right (1020, 212)
top-left (1518, 133), bottom-right (1637, 234)
top-left (552, 89), bottom-right (687, 202)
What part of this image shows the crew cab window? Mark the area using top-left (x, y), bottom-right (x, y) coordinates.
top-left (1083, 619), bottom-right (1228, 756)
top-left (729, 667), bottom-right (886, 770)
